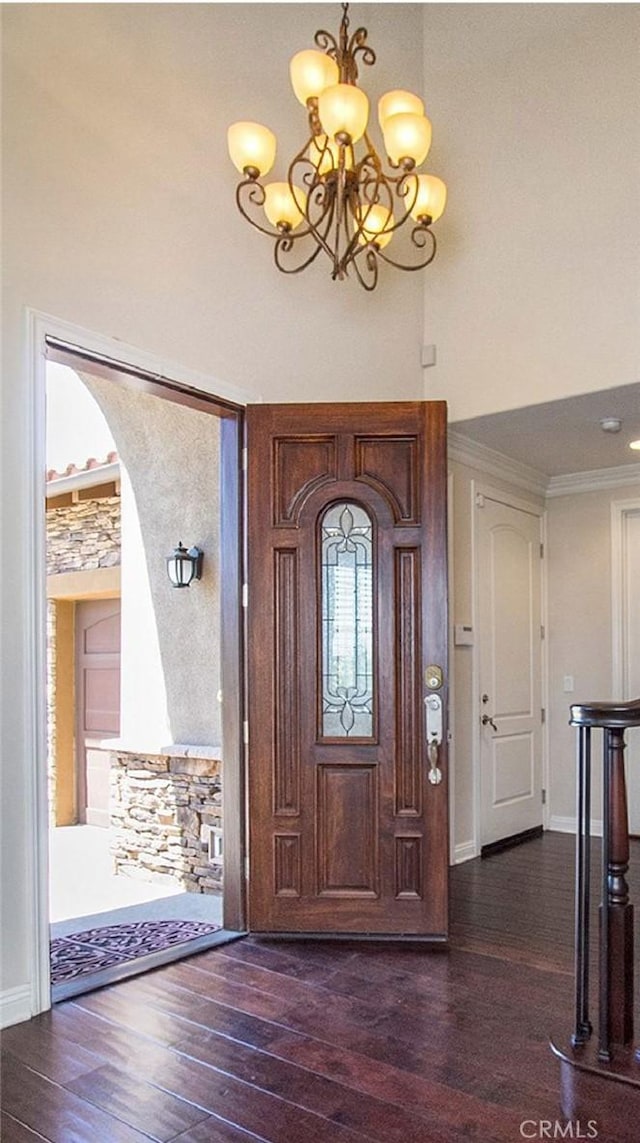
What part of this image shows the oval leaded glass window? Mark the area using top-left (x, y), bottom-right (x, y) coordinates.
top-left (321, 502), bottom-right (374, 737)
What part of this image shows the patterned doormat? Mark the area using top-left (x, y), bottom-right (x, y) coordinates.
top-left (50, 919), bottom-right (221, 984)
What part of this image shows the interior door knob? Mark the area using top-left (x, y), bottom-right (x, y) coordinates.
top-left (482, 713), bottom-right (498, 732)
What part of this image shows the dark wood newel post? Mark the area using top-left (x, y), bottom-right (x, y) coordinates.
top-left (602, 725), bottom-right (634, 1054)
top-left (551, 698), bottom-right (640, 1098)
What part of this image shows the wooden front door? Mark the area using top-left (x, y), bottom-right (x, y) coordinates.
top-left (247, 402), bottom-right (448, 937)
top-left (76, 599), bottom-right (121, 828)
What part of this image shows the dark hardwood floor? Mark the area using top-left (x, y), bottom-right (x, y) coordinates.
top-left (2, 832), bottom-right (639, 1142)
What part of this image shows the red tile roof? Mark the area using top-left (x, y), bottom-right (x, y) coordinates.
top-left (46, 452), bottom-right (119, 483)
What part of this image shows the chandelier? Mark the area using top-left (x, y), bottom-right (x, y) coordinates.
top-left (227, 3), bottom-right (447, 291)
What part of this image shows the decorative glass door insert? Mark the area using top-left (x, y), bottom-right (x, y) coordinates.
top-left (321, 502), bottom-right (374, 738)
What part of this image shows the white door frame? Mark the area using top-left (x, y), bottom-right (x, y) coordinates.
top-left (611, 496), bottom-right (640, 833)
top-left (24, 307), bottom-right (256, 1017)
top-left (612, 496), bottom-right (640, 697)
top-left (469, 480), bottom-right (549, 859)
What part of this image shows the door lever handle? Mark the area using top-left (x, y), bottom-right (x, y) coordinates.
top-left (482, 713), bottom-right (498, 732)
top-left (425, 694), bottom-right (443, 786)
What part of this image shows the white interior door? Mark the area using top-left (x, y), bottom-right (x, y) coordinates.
top-left (615, 504), bottom-right (640, 833)
top-left (477, 493), bottom-right (543, 848)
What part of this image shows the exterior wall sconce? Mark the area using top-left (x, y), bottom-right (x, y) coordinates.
top-left (166, 542), bottom-right (203, 588)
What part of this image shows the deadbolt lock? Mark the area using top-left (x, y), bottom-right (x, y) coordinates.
top-left (425, 665), bottom-right (444, 690)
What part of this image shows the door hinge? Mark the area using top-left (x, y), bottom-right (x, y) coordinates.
top-left (540, 624), bottom-right (545, 640)
top-left (540, 542), bottom-right (544, 558)
top-left (243, 720), bottom-right (249, 745)
top-left (541, 707), bottom-right (546, 724)
top-left (242, 447), bottom-right (248, 471)
top-left (242, 583), bottom-right (248, 608)
top-left (475, 493), bottom-right (485, 508)
top-left (244, 855), bottom-right (250, 880)
top-left (542, 788), bottom-right (547, 805)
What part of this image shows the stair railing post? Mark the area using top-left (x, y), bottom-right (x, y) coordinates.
top-left (572, 724), bottom-right (592, 1047)
top-left (600, 725), bottom-right (633, 1056)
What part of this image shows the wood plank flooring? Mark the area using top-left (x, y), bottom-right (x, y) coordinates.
top-left (2, 832), bottom-right (639, 1142)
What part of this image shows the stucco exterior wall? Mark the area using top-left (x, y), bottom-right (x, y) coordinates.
top-left (79, 373), bottom-right (222, 751)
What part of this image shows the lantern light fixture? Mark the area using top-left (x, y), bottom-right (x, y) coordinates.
top-left (166, 542), bottom-right (203, 589)
top-left (227, 2), bottom-right (448, 291)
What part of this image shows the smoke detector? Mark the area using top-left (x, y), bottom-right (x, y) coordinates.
top-left (600, 417), bottom-right (622, 433)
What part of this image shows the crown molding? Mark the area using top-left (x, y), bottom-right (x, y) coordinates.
top-left (448, 431), bottom-right (548, 496)
top-left (546, 462), bottom-right (640, 498)
top-left (449, 431), bottom-right (640, 499)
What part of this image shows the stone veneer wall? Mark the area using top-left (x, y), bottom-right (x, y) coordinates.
top-left (47, 495), bottom-right (121, 575)
top-left (110, 750), bottom-right (223, 893)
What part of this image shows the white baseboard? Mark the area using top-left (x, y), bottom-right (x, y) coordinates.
top-left (0, 985), bottom-right (32, 1029)
top-left (549, 815), bottom-right (603, 838)
top-left (454, 840), bottom-right (477, 864)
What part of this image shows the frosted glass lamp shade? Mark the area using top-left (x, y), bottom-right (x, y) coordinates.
top-left (378, 89), bottom-right (424, 131)
top-left (318, 83), bottom-right (369, 144)
top-left (263, 182), bottom-right (307, 230)
top-left (410, 174), bottom-right (447, 223)
top-left (166, 543), bottom-right (203, 588)
top-left (227, 122), bottom-right (276, 177)
top-left (383, 113), bottom-right (432, 167)
top-left (356, 203), bottom-right (394, 249)
top-left (290, 50), bottom-right (339, 105)
top-left (308, 135), bottom-right (354, 175)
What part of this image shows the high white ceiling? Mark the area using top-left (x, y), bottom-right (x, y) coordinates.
top-left (451, 382), bottom-right (640, 478)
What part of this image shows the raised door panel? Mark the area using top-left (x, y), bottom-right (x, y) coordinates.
top-left (273, 548), bottom-right (301, 815)
top-left (317, 765), bottom-right (378, 897)
top-left (273, 436), bottom-right (338, 525)
top-left (76, 599), bottom-right (121, 828)
top-left (394, 547), bottom-right (422, 816)
top-left (355, 435), bottom-right (421, 524)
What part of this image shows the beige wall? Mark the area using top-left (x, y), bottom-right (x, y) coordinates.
top-left (1, 3), bottom-right (425, 405)
top-left (422, 4), bottom-right (640, 420)
top-left (1, 0), bottom-right (426, 1007)
top-left (547, 480), bottom-right (640, 829)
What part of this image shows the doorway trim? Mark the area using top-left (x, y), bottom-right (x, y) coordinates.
top-left (26, 307), bottom-right (258, 1017)
top-left (612, 496), bottom-right (640, 697)
top-left (469, 479), bottom-right (548, 859)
